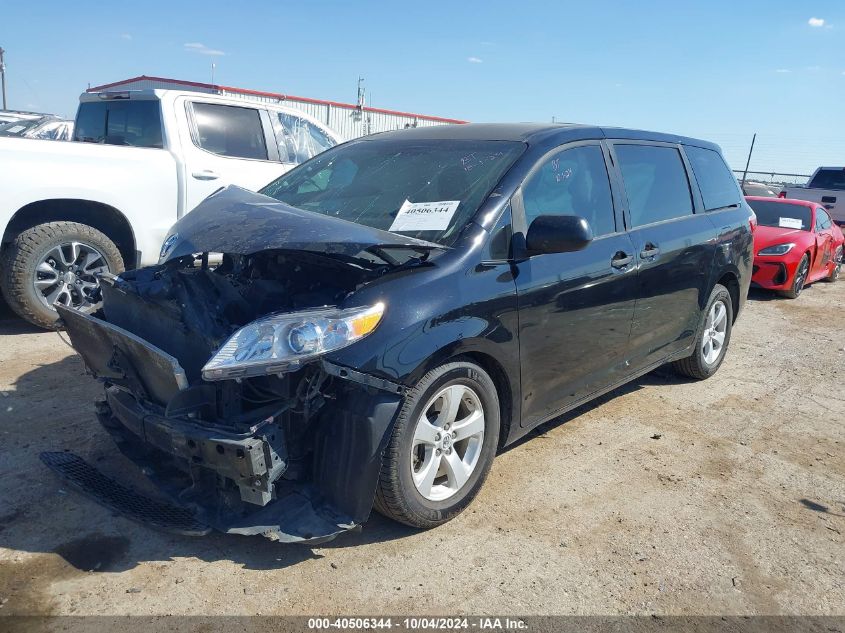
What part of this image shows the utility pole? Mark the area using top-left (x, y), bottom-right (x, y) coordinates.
top-left (0, 47), bottom-right (7, 111)
top-left (741, 133), bottom-right (756, 188)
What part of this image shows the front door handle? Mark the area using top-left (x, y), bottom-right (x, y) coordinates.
top-left (611, 251), bottom-right (633, 269)
top-left (192, 169), bottom-right (220, 181)
top-left (640, 243), bottom-right (660, 259)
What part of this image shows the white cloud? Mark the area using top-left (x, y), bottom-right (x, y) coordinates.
top-left (467, 56), bottom-right (483, 63)
top-left (120, 33), bottom-right (132, 40)
top-left (775, 68), bottom-right (791, 73)
top-left (184, 42), bottom-right (226, 56)
top-left (808, 17), bottom-right (825, 27)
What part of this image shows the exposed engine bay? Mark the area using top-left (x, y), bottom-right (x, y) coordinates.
top-left (56, 249), bottom-right (409, 543)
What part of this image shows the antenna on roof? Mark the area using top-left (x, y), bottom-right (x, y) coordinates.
top-left (211, 63), bottom-right (216, 86)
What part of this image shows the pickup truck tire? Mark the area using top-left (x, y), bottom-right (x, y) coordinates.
top-left (672, 283), bottom-right (733, 380)
top-left (374, 361), bottom-right (500, 528)
top-left (1, 221), bottom-right (124, 329)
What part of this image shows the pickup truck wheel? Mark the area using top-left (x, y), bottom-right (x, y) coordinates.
top-left (374, 361), bottom-right (500, 529)
top-left (1, 221), bottom-right (124, 329)
top-left (672, 283), bottom-right (733, 381)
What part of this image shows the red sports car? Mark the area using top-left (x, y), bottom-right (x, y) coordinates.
top-left (745, 196), bottom-right (843, 298)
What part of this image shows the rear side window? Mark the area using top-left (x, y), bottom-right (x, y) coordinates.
top-left (685, 145), bottom-right (741, 210)
top-left (816, 208), bottom-right (832, 230)
top-left (191, 103), bottom-right (268, 160)
top-left (521, 144), bottom-right (616, 237)
top-left (74, 100), bottom-right (163, 148)
top-left (615, 144), bottom-right (693, 227)
top-left (808, 168), bottom-right (845, 191)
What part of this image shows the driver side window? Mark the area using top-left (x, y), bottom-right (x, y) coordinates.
top-left (521, 144), bottom-right (616, 237)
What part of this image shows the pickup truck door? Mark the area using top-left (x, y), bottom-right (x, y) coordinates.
top-left (173, 97), bottom-right (289, 213)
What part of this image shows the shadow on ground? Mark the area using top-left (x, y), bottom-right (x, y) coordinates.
top-left (0, 308), bottom-right (693, 574)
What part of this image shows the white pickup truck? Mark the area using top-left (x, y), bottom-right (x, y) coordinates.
top-left (0, 89), bottom-right (341, 328)
top-left (781, 167), bottom-right (845, 226)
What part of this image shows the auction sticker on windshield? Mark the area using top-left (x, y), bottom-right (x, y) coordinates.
top-left (779, 217), bottom-right (803, 229)
top-left (389, 200), bottom-right (460, 232)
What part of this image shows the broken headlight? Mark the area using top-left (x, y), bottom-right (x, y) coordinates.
top-left (202, 303), bottom-right (385, 381)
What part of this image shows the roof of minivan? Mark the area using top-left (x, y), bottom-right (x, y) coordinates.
top-left (370, 123), bottom-right (721, 151)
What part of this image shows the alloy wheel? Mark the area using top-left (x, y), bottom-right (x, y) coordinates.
top-left (701, 299), bottom-right (728, 366)
top-left (410, 384), bottom-right (485, 501)
top-left (793, 259), bottom-right (809, 296)
top-left (34, 241), bottom-right (110, 311)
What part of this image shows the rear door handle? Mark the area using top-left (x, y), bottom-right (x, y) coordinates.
top-left (611, 251), bottom-right (633, 269)
top-left (640, 243), bottom-right (660, 259)
top-left (192, 169), bottom-right (220, 181)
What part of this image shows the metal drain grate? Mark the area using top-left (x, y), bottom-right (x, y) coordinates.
top-left (40, 451), bottom-right (210, 536)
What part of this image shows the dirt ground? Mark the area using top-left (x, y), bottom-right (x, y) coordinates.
top-left (0, 281), bottom-right (843, 618)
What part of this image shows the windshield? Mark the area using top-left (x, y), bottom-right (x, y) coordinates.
top-left (746, 199), bottom-right (812, 231)
top-left (260, 139), bottom-right (525, 245)
top-left (808, 168), bottom-right (845, 191)
top-left (0, 118), bottom-right (45, 137)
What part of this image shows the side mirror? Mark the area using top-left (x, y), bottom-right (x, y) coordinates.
top-left (525, 215), bottom-right (593, 255)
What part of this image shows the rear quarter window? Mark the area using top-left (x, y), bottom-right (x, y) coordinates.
top-left (685, 145), bottom-right (742, 210)
top-left (74, 100), bottom-right (163, 148)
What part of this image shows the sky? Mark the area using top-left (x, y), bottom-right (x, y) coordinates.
top-left (1, 0), bottom-right (843, 175)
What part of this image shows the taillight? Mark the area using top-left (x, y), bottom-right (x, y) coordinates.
top-left (778, 191), bottom-right (787, 198)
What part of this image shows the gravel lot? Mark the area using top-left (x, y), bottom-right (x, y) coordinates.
top-left (0, 282), bottom-right (843, 617)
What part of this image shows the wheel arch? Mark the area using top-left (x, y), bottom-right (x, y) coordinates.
top-left (405, 342), bottom-right (518, 450)
top-left (715, 271), bottom-right (740, 323)
top-left (2, 199), bottom-right (137, 269)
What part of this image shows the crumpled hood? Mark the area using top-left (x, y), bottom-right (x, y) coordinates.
top-left (160, 185), bottom-right (443, 263)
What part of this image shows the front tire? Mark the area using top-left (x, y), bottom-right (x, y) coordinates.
top-left (374, 361), bottom-right (500, 528)
top-left (781, 254), bottom-right (809, 299)
top-left (672, 283), bottom-right (733, 380)
top-left (1, 221), bottom-right (124, 329)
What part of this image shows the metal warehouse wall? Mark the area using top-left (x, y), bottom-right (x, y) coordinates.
top-left (96, 78), bottom-right (461, 140)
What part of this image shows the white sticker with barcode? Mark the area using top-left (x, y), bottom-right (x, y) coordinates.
top-left (778, 217), bottom-right (803, 229)
top-left (389, 200), bottom-right (460, 232)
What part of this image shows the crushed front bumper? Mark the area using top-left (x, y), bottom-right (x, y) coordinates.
top-left (53, 304), bottom-right (402, 544)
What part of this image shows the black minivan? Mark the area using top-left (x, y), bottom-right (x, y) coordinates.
top-left (54, 124), bottom-right (754, 543)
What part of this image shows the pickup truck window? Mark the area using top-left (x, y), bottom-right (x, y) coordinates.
top-left (808, 168), bottom-right (845, 191)
top-left (684, 145), bottom-right (741, 210)
top-left (746, 199), bottom-right (811, 231)
top-left (74, 100), bottom-right (163, 148)
top-left (522, 144), bottom-right (616, 237)
top-left (192, 103), bottom-right (268, 161)
top-left (615, 144), bottom-right (693, 227)
top-left (271, 112), bottom-right (336, 163)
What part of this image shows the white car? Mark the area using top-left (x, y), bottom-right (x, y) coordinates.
top-left (0, 89), bottom-right (341, 328)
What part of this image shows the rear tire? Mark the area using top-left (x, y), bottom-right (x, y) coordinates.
top-left (781, 254), bottom-right (809, 299)
top-left (672, 284), bottom-right (733, 381)
top-left (374, 361), bottom-right (500, 528)
top-left (0, 221), bottom-right (124, 329)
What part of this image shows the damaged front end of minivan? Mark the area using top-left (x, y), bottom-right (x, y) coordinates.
top-left (50, 186), bottom-right (443, 543)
